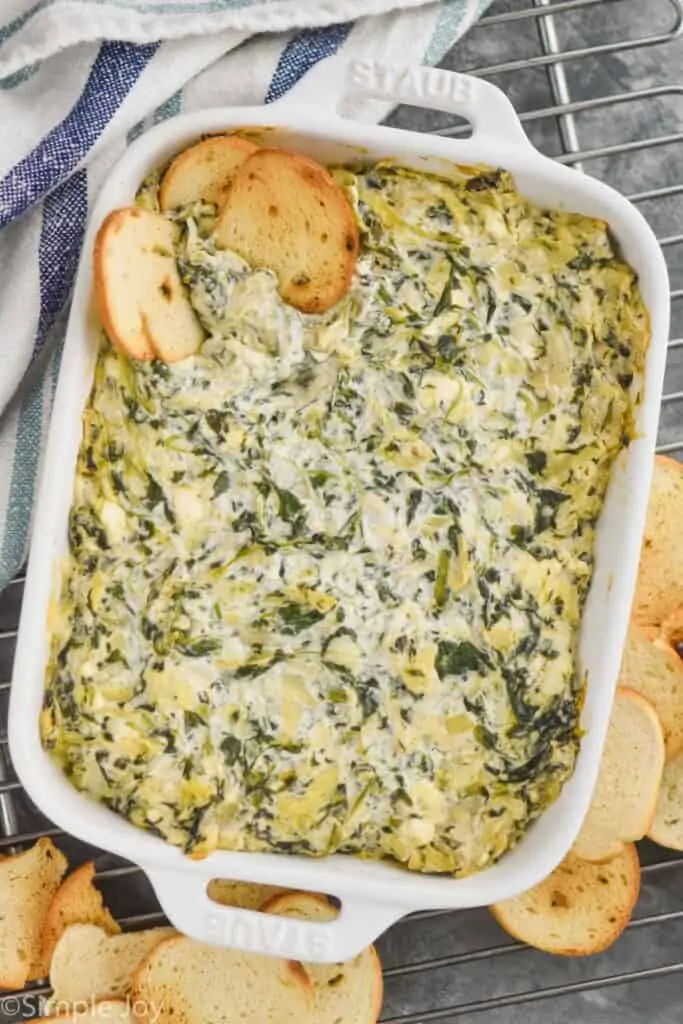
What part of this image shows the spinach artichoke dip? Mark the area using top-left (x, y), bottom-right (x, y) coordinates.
top-left (41, 157), bottom-right (649, 876)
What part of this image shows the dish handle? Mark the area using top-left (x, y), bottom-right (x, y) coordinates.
top-left (145, 866), bottom-right (406, 963)
top-left (279, 55), bottom-right (532, 151)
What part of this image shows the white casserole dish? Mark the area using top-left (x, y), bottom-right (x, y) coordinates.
top-left (9, 56), bottom-right (670, 964)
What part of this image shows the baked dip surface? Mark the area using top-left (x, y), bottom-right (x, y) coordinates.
top-left (41, 160), bottom-right (649, 875)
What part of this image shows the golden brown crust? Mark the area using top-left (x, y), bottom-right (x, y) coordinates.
top-left (572, 687), bottom-right (664, 862)
top-left (131, 933), bottom-right (184, 1016)
top-left (648, 749), bottom-right (683, 850)
top-left (207, 879), bottom-right (291, 911)
top-left (214, 148), bottom-right (359, 314)
top-left (621, 624), bottom-right (683, 761)
top-left (0, 836), bottom-right (64, 867)
top-left (49, 924), bottom-right (177, 1006)
top-left (159, 135), bottom-right (258, 212)
top-left (618, 685), bottom-right (664, 720)
top-left (490, 845), bottom-right (640, 956)
top-left (94, 206), bottom-right (203, 364)
top-left (263, 891), bottom-right (382, 1023)
top-left (260, 891), bottom-right (335, 917)
top-left (25, 839), bottom-right (70, 982)
top-left (657, 606), bottom-right (683, 653)
top-left (368, 946), bottom-right (384, 1023)
top-left (655, 452), bottom-right (683, 471)
top-left (132, 933), bottom-right (313, 1024)
top-left (94, 210), bottom-right (155, 361)
top-left (619, 690), bottom-right (666, 834)
top-left (632, 455), bottom-right (683, 630)
top-left (41, 861), bottom-right (120, 969)
top-left (572, 841), bottom-right (625, 865)
top-left (0, 838), bottom-right (68, 988)
top-left (288, 959), bottom-right (315, 1002)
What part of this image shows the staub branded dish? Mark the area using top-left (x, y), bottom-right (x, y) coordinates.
top-left (9, 59), bottom-right (669, 963)
top-left (42, 161), bottom-right (646, 874)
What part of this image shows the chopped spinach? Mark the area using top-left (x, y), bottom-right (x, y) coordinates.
top-left (213, 471), bottom-right (230, 497)
top-left (310, 470), bottom-right (334, 490)
top-left (525, 451), bottom-right (547, 475)
top-left (278, 602), bottom-right (326, 636)
top-left (183, 709), bottom-right (205, 730)
top-left (177, 637), bottom-right (221, 657)
top-left (221, 735), bottom-right (242, 764)
top-left (234, 651), bottom-right (285, 679)
top-left (145, 475), bottom-right (165, 508)
top-left (434, 260), bottom-right (457, 317)
top-left (276, 487), bottom-right (306, 535)
top-left (407, 489), bottom-right (423, 524)
top-left (435, 640), bottom-right (489, 679)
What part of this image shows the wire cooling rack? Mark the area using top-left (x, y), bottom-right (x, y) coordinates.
top-left (1, 1), bottom-right (682, 1021)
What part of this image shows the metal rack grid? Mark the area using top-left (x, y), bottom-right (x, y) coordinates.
top-left (1, 0), bottom-right (683, 1020)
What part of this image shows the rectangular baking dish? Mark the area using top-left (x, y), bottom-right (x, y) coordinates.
top-left (8, 57), bottom-right (670, 964)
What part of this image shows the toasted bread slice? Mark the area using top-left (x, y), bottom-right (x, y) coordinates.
top-left (620, 623), bottom-right (683, 760)
top-left (632, 455), bottom-right (683, 630)
top-left (207, 878), bottom-right (291, 911)
top-left (262, 892), bottom-right (383, 1024)
top-left (572, 687), bottom-right (664, 862)
top-left (214, 148), bottom-right (359, 314)
top-left (94, 206), bottom-right (204, 362)
top-left (648, 750), bottom-right (683, 850)
top-left (490, 844), bottom-right (640, 956)
top-left (38, 1000), bottom-right (133, 1024)
top-left (49, 923), bottom-right (176, 1005)
top-left (657, 606), bottom-right (683, 655)
top-left (132, 934), bottom-right (313, 1024)
top-left (159, 135), bottom-right (258, 212)
top-left (42, 861), bottom-right (120, 970)
top-left (0, 837), bottom-right (68, 989)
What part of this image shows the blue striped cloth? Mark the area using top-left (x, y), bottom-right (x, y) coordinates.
top-left (0, 0), bottom-right (491, 590)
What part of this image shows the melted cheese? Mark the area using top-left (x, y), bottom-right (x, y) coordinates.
top-left (41, 163), bottom-right (649, 875)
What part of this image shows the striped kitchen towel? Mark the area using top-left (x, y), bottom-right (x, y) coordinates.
top-left (0, 0), bottom-right (492, 590)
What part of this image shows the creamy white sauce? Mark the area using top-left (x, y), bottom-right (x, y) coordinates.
top-left (41, 163), bottom-right (648, 875)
